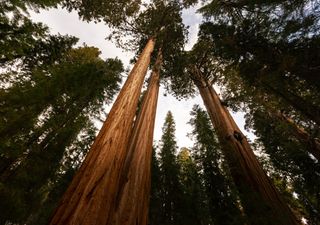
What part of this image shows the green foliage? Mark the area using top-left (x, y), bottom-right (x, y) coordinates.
top-left (214, 59), bottom-right (320, 223)
top-left (0, 7), bottom-right (77, 69)
top-left (0, 46), bottom-right (123, 224)
top-left (248, 109), bottom-right (320, 224)
top-left (1, 0), bottom-right (63, 13)
top-left (149, 109), bottom-right (244, 225)
top-left (108, 0), bottom-right (188, 64)
top-left (197, 0), bottom-right (320, 125)
top-left (199, 0), bottom-right (318, 26)
top-left (177, 147), bottom-right (208, 225)
top-left (60, 0), bottom-right (197, 27)
top-left (162, 36), bottom-right (225, 99)
top-left (157, 111), bottom-right (184, 225)
top-left (62, 0), bottom-right (141, 26)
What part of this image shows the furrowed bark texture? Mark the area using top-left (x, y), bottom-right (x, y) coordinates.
top-left (194, 72), bottom-right (300, 225)
top-left (112, 50), bottom-right (162, 225)
top-left (49, 38), bottom-right (155, 225)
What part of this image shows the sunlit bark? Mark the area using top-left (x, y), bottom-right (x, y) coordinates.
top-left (112, 50), bottom-right (162, 225)
top-left (194, 69), bottom-right (300, 225)
top-left (49, 38), bottom-right (155, 225)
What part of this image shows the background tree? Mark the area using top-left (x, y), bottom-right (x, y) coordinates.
top-left (188, 105), bottom-right (244, 225)
top-left (177, 147), bottom-right (208, 225)
top-left (157, 111), bottom-right (184, 225)
top-left (0, 46), bottom-right (123, 224)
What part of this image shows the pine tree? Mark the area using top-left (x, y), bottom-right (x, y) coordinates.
top-left (177, 147), bottom-right (207, 225)
top-left (0, 46), bottom-right (123, 224)
top-left (158, 111), bottom-right (184, 225)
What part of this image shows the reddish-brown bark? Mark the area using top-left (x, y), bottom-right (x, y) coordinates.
top-left (194, 70), bottom-right (300, 225)
top-left (49, 38), bottom-right (155, 225)
top-left (111, 50), bottom-right (162, 225)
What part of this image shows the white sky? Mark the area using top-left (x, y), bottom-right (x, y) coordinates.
top-left (30, 6), bottom-right (254, 149)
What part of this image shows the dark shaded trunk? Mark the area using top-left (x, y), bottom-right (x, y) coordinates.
top-left (272, 111), bottom-right (320, 161)
top-left (193, 70), bottom-right (300, 225)
top-left (262, 80), bottom-right (320, 126)
top-left (112, 49), bottom-right (162, 225)
top-left (49, 38), bottom-right (155, 225)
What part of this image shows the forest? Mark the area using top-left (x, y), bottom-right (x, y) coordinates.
top-left (0, 0), bottom-right (319, 224)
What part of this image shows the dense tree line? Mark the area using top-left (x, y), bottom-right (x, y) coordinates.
top-left (0, 1), bottom-right (124, 224)
top-left (150, 110), bottom-right (245, 225)
top-left (0, 0), bottom-right (319, 224)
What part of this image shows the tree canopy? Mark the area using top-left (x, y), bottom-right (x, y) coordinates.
top-left (1, 0), bottom-right (320, 224)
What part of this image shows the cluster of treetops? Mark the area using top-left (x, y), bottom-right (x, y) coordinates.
top-left (0, 0), bottom-right (319, 224)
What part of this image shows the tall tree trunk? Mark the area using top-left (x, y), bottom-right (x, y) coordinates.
top-left (271, 111), bottom-right (320, 161)
top-left (193, 70), bottom-right (300, 225)
top-left (49, 38), bottom-right (155, 225)
top-left (112, 50), bottom-right (162, 225)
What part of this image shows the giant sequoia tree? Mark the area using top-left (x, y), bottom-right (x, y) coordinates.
top-left (224, 79), bottom-right (320, 223)
top-left (111, 50), bottom-right (162, 225)
top-left (106, 2), bottom-right (188, 223)
top-left (1, 0), bottom-right (319, 224)
top-left (164, 36), bottom-right (299, 224)
top-left (195, 1), bottom-right (320, 222)
top-left (49, 38), bottom-right (155, 225)
top-left (50, 0), bottom-right (189, 224)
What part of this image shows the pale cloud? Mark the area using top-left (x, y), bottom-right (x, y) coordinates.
top-left (30, 7), bottom-right (133, 65)
top-left (182, 5), bottom-right (202, 51)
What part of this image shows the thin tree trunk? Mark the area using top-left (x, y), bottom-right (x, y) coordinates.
top-left (262, 80), bottom-right (320, 126)
top-left (112, 49), bottom-right (162, 225)
top-left (193, 70), bottom-right (300, 225)
top-left (49, 38), bottom-right (155, 225)
top-left (272, 111), bottom-right (320, 161)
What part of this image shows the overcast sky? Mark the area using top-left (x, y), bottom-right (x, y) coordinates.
top-left (30, 6), bottom-right (254, 150)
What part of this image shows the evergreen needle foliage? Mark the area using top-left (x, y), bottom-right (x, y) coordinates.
top-left (0, 0), bottom-right (319, 224)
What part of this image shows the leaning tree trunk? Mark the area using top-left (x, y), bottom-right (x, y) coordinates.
top-left (262, 80), bottom-right (320, 126)
top-left (193, 71), bottom-right (300, 225)
top-left (112, 50), bottom-right (162, 225)
top-left (49, 38), bottom-right (155, 225)
top-left (272, 110), bottom-right (320, 161)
